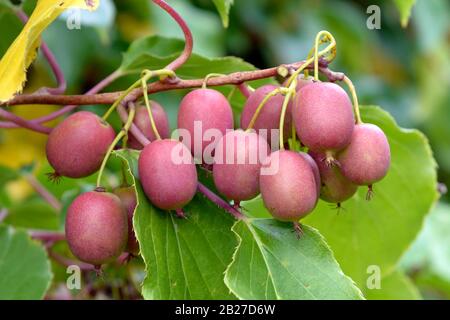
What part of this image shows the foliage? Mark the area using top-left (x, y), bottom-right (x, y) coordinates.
top-left (0, 0), bottom-right (447, 301)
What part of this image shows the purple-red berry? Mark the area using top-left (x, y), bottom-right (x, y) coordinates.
top-left (46, 111), bottom-right (115, 178)
top-left (178, 88), bottom-right (234, 162)
top-left (260, 150), bottom-right (318, 221)
top-left (213, 129), bottom-right (270, 202)
top-left (309, 151), bottom-right (358, 203)
top-left (240, 84), bottom-right (291, 147)
top-left (65, 190), bottom-right (128, 266)
top-left (337, 123), bottom-right (390, 186)
top-left (292, 82), bottom-right (354, 160)
top-left (138, 139), bottom-right (198, 210)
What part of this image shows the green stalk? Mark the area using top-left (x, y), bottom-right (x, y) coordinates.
top-left (343, 75), bottom-right (363, 124)
top-left (96, 104), bottom-right (136, 188)
top-left (245, 88), bottom-right (284, 131)
top-left (141, 78), bottom-right (162, 140)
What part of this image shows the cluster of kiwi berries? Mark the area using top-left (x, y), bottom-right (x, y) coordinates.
top-left (46, 73), bottom-right (390, 268)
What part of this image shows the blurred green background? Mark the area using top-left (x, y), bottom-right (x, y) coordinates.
top-left (0, 0), bottom-right (449, 299)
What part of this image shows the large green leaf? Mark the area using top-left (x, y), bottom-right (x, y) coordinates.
top-left (224, 219), bottom-right (364, 300)
top-left (119, 35), bottom-right (256, 78)
top-left (212, 0), bottom-right (234, 28)
top-left (365, 270), bottom-right (421, 300)
top-left (304, 106), bottom-right (438, 293)
top-left (0, 225), bottom-right (52, 299)
top-left (243, 106), bottom-right (438, 294)
top-left (117, 35), bottom-right (273, 113)
top-left (400, 203), bottom-right (450, 298)
top-left (114, 149), bottom-right (238, 300)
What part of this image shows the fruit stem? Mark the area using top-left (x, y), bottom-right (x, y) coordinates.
top-left (102, 69), bottom-right (175, 122)
top-left (227, 86), bottom-right (237, 100)
top-left (279, 87), bottom-right (295, 149)
top-left (279, 58), bottom-right (314, 149)
top-left (313, 31), bottom-right (336, 81)
top-left (245, 88), bottom-right (284, 132)
top-left (286, 31), bottom-right (336, 88)
top-left (118, 103), bottom-right (151, 147)
top-left (342, 75), bottom-right (363, 124)
top-left (102, 78), bottom-right (142, 121)
top-left (141, 77), bottom-right (161, 140)
top-left (202, 73), bottom-right (227, 89)
top-left (96, 104), bottom-right (136, 188)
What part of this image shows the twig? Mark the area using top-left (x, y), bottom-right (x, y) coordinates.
top-left (0, 107), bottom-right (52, 134)
top-left (2, 61), bottom-right (312, 107)
top-left (197, 183), bottom-right (244, 220)
top-left (0, 70), bottom-right (122, 129)
top-left (28, 230), bottom-right (66, 243)
top-left (48, 249), bottom-right (95, 271)
top-left (24, 174), bottom-right (62, 211)
top-left (152, 0), bottom-right (193, 72)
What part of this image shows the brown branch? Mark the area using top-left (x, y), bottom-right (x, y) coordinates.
top-left (2, 62), bottom-right (309, 107)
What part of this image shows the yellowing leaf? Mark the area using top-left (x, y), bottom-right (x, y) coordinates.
top-left (0, 0), bottom-right (99, 102)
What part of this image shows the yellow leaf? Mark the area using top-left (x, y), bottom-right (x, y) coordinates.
top-left (0, 0), bottom-right (99, 102)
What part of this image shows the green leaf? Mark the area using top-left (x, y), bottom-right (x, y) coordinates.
top-left (212, 0), bottom-right (234, 28)
top-left (114, 149), bottom-right (238, 300)
top-left (365, 270), bottom-right (421, 300)
top-left (119, 35), bottom-right (256, 78)
top-left (242, 106), bottom-right (438, 295)
top-left (224, 219), bottom-right (364, 299)
top-left (118, 35), bottom-right (273, 113)
top-left (0, 225), bottom-right (52, 299)
top-left (400, 202), bottom-right (450, 297)
top-left (393, 0), bottom-right (416, 27)
top-left (4, 198), bottom-right (59, 230)
top-left (302, 106), bottom-right (438, 293)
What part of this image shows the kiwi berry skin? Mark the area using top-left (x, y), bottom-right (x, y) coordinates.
top-left (177, 88), bottom-right (234, 161)
top-left (298, 152), bottom-right (321, 199)
top-left (338, 123), bottom-right (391, 186)
top-left (292, 82), bottom-right (355, 153)
top-left (260, 150), bottom-right (318, 222)
top-left (138, 139), bottom-right (198, 210)
top-left (127, 102), bottom-right (170, 149)
top-left (65, 191), bottom-right (128, 265)
top-left (46, 111), bottom-right (116, 178)
top-left (114, 187), bottom-right (139, 255)
top-left (240, 84), bottom-right (291, 147)
top-left (309, 151), bottom-right (358, 203)
top-left (213, 130), bottom-right (270, 202)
